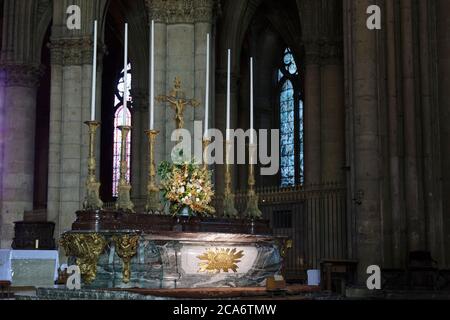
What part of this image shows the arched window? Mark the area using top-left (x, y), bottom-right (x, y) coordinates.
top-left (278, 48), bottom-right (304, 187)
top-left (112, 63), bottom-right (132, 197)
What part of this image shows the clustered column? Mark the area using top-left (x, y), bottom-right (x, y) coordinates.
top-left (47, 38), bottom-right (102, 238)
top-left (0, 65), bottom-right (43, 248)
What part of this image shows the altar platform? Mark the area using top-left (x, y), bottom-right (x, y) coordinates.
top-left (60, 210), bottom-right (290, 290)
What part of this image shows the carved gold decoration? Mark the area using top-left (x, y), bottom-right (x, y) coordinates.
top-left (113, 234), bottom-right (140, 284)
top-left (223, 140), bottom-right (238, 218)
top-left (244, 143), bottom-right (262, 219)
top-left (116, 125), bottom-right (135, 212)
top-left (59, 233), bottom-right (106, 284)
top-left (197, 248), bottom-right (244, 273)
top-left (280, 239), bottom-right (293, 258)
top-left (145, 130), bottom-right (162, 213)
top-left (156, 77), bottom-right (200, 130)
top-left (83, 121), bottom-right (103, 210)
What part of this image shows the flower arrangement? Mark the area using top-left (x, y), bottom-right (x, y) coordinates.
top-left (158, 158), bottom-right (216, 217)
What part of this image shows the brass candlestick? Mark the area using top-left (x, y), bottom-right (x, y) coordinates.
top-left (83, 121), bottom-right (103, 211)
top-left (223, 140), bottom-right (238, 218)
top-left (145, 129), bottom-right (162, 213)
top-left (244, 143), bottom-right (262, 219)
top-left (115, 125), bottom-right (134, 213)
top-left (202, 137), bottom-right (211, 170)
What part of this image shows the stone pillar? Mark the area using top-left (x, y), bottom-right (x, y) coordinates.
top-left (194, 0), bottom-right (214, 127)
top-left (47, 38), bottom-right (103, 238)
top-left (131, 91), bottom-right (148, 199)
top-left (320, 42), bottom-right (345, 184)
top-left (345, 0), bottom-right (383, 281)
top-left (401, 0), bottom-right (426, 252)
top-left (437, 0), bottom-right (450, 265)
top-left (146, 0), bottom-right (214, 161)
top-left (303, 42), bottom-right (322, 185)
top-left (0, 0), bottom-right (51, 248)
top-left (0, 64), bottom-right (42, 248)
top-left (418, 0), bottom-right (445, 266)
top-left (386, 0), bottom-right (406, 268)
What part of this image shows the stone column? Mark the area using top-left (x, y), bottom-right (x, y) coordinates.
top-left (46, 0), bottom-right (107, 242)
top-left (437, 0), bottom-right (450, 265)
top-left (0, 0), bottom-right (51, 248)
top-left (47, 38), bottom-right (103, 237)
top-left (345, 0), bottom-right (383, 281)
top-left (418, 0), bottom-right (445, 265)
top-left (386, 0), bottom-right (406, 268)
top-left (400, 0), bottom-right (426, 251)
top-left (131, 91), bottom-right (148, 199)
top-left (320, 41), bottom-right (345, 184)
top-left (146, 0), bottom-right (214, 161)
top-left (194, 0), bottom-right (214, 126)
top-left (303, 42), bottom-right (322, 185)
top-left (0, 64), bottom-right (43, 248)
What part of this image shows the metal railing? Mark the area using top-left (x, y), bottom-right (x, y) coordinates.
top-left (234, 183), bottom-right (348, 278)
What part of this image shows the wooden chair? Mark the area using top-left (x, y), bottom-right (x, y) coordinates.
top-left (0, 281), bottom-right (12, 299)
top-left (320, 259), bottom-right (358, 293)
top-left (407, 251), bottom-right (439, 290)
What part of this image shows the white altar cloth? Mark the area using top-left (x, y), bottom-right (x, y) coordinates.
top-left (0, 250), bottom-right (59, 282)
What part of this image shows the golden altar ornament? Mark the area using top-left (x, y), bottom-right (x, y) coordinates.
top-left (197, 248), bottom-right (244, 273)
top-left (59, 233), bottom-right (107, 284)
top-left (244, 143), bottom-right (262, 219)
top-left (223, 140), bottom-right (238, 218)
top-left (83, 121), bottom-right (103, 210)
top-left (113, 234), bottom-right (140, 284)
top-left (116, 125), bottom-right (135, 213)
top-left (156, 77), bottom-right (200, 130)
top-left (145, 129), bottom-right (162, 213)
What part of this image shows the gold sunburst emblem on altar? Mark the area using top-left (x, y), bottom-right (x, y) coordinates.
top-left (197, 248), bottom-right (244, 273)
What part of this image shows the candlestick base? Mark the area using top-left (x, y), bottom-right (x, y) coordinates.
top-left (145, 130), bottom-right (163, 214)
top-left (244, 189), bottom-right (262, 219)
top-left (83, 121), bottom-right (103, 211)
top-left (202, 138), bottom-right (212, 170)
top-left (244, 144), bottom-right (262, 219)
top-left (116, 126), bottom-right (135, 213)
top-left (223, 192), bottom-right (239, 219)
top-left (84, 181), bottom-right (103, 211)
top-left (116, 184), bottom-right (134, 213)
top-left (223, 158), bottom-right (238, 219)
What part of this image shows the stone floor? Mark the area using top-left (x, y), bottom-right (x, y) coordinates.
top-left (9, 285), bottom-right (339, 300)
top-left (4, 285), bottom-right (450, 300)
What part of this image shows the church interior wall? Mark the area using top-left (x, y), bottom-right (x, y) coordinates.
top-left (0, 0), bottom-right (449, 284)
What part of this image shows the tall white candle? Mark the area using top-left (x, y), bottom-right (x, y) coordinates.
top-left (149, 20), bottom-right (155, 130)
top-left (204, 33), bottom-right (210, 138)
top-left (90, 20), bottom-right (98, 121)
top-left (123, 23), bottom-right (128, 126)
top-left (226, 49), bottom-right (231, 142)
top-left (250, 57), bottom-right (254, 144)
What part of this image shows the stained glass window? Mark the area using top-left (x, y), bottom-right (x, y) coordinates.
top-left (112, 63), bottom-right (132, 197)
top-left (279, 48), bottom-right (304, 187)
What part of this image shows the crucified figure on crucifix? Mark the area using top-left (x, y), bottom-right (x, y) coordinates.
top-left (156, 77), bottom-right (200, 130)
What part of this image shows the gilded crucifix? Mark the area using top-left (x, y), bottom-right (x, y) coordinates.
top-left (156, 77), bottom-right (200, 129)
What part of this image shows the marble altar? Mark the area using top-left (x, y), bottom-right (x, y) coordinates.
top-left (60, 211), bottom-right (288, 289)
